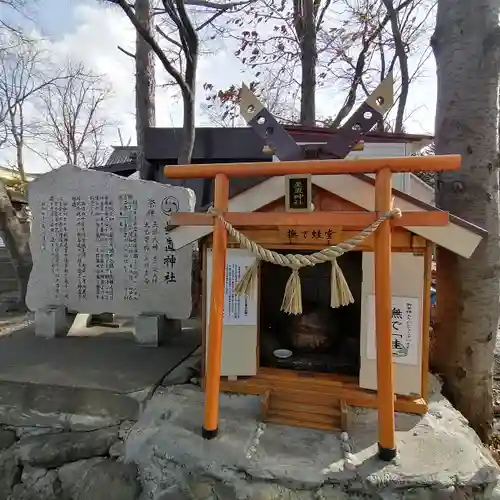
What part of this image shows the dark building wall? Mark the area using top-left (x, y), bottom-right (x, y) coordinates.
top-left (100, 127), bottom-right (432, 212)
top-left (147, 128), bottom-right (274, 211)
top-left (145, 127), bottom-right (270, 162)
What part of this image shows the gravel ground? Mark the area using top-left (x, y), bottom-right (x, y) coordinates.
top-left (0, 292), bottom-right (33, 336)
top-left (0, 310), bottom-right (32, 336)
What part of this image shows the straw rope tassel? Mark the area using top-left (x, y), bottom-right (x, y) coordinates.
top-left (281, 268), bottom-right (302, 314)
top-left (330, 259), bottom-right (354, 308)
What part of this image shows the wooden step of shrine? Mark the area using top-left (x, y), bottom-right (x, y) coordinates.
top-left (260, 388), bottom-right (348, 432)
top-left (219, 367), bottom-right (428, 422)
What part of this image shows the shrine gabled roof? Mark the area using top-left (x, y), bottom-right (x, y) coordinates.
top-left (352, 174), bottom-right (486, 238)
top-left (143, 127), bottom-right (432, 162)
top-left (169, 173), bottom-right (485, 260)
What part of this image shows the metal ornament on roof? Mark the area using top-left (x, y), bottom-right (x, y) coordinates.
top-left (239, 85), bottom-right (303, 161)
top-left (235, 76), bottom-right (395, 313)
top-left (322, 74), bottom-right (394, 158)
top-left (239, 73), bottom-right (394, 160)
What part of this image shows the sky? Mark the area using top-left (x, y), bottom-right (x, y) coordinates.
top-left (1, 0), bottom-right (438, 174)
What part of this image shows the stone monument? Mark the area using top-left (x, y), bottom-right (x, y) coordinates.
top-left (26, 164), bottom-right (196, 345)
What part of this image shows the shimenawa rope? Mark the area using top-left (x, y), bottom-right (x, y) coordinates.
top-left (208, 204), bottom-right (402, 315)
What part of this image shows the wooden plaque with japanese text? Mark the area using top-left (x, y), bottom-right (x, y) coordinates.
top-left (285, 174), bottom-right (312, 212)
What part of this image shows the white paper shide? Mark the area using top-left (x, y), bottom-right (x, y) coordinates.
top-left (206, 248), bottom-right (257, 326)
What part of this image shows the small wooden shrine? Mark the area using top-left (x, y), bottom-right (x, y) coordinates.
top-left (165, 154), bottom-right (485, 461)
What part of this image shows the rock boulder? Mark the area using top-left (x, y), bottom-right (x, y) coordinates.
top-left (16, 427), bottom-right (118, 468)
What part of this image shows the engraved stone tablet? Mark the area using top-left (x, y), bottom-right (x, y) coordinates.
top-left (26, 164), bottom-right (195, 319)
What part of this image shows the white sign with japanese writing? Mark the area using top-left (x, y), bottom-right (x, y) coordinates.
top-left (26, 164), bottom-right (195, 318)
top-left (206, 248), bottom-right (258, 326)
top-left (365, 294), bottom-right (421, 366)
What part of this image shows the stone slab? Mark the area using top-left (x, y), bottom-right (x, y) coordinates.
top-left (58, 458), bottom-right (141, 500)
top-left (124, 382), bottom-right (500, 499)
top-left (0, 320), bottom-right (200, 392)
top-left (26, 164), bottom-right (195, 318)
top-left (15, 427), bottom-right (118, 468)
top-left (0, 320), bottom-right (200, 424)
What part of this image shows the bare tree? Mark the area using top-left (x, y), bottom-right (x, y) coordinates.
top-left (217, 0), bottom-right (434, 129)
top-left (201, 82), bottom-right (241, 127)
top-left (0, 35), bottom-right (111, 308)
top-left (0, 36), bottom-right (53, 180)
top-left (116, 0), bottom-right (157, 180)
top-left (218, 0), bottom-right (325, 125)
top-left (0, 0), bottom-right (30, 38)
top-left (0, 34), bottom-right (46, 309)
top-left (323, 0), bottom-right (422, 130)
top-left (431, 0), bottom-right (500, 440)
top-left (135, 0), bottom-right (156, 179)
top-left (202, 79), bottom-right (300, 126)
top-left (381, 0), bottom-right (409, 132)
top-left (107, 0), bottom-right (251, 165)
top-left (34, 63), bottom-right (113, 169)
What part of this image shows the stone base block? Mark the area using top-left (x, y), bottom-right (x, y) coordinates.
top-left (91, 313), bottom-right (114, 324)
top-left (68, 313), bottom-right (92, 335)
top-left (134, 315), bottom-right (181, 347)
top-left (35, 306), bottom-right (68, 339)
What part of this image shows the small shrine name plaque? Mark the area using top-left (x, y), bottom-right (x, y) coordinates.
top-left (285, 174), bottom-right (312, 212)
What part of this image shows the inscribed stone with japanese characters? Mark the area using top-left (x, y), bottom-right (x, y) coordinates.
top-left (26, 164), bottom-right (195, 318)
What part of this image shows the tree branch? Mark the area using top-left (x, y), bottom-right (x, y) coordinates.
top-left (197, 8), bottom-right (228, 31)
top-left (106, 0), bottom-right (190, 96)
top-left (315, 0), bottom-right (332, 32)
top-left (184, 0), bottom-right (251, 9)
top-left (155, 24), bottom-right (183, 49)
top-left (117, 45), bottom-right (136, 58)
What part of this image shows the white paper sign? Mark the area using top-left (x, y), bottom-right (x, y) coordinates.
top-left (366, 294), bottom-right (420, 366)
top-left (206, 248), bottom-right (258, 326)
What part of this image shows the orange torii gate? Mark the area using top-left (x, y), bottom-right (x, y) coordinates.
top-left (164, 154), bottom-right (460, 460)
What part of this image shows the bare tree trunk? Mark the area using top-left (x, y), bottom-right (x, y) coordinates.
top-left (294, 0), bottom-right (316, 126)
top-left (382, 0), bottom-right (408, 133)
top-left (179, 88), bottom-right (196, 165)
top-left (431, 0), bottom-right (500, 441)
top-left (0, 182), bottom-right (31, 310)
top-left (135, 0), bottom-right (156, 180)
top-left (14, 137), bottom-right (24, 181)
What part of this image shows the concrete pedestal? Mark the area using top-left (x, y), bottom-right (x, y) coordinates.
top-left (35, 306), bottom-right (68, 338)
top-left (134, 315), bottom-right (181, 347)
top-left (91, 313), bottom-right (115, 324)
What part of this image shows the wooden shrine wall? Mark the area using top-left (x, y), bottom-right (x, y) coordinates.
top-left (204, 247), bottom-right (259, 377)
top-left (202, 186), bottom-right (428, 386)
top-left (360, 253), bottom-right (425, 396)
